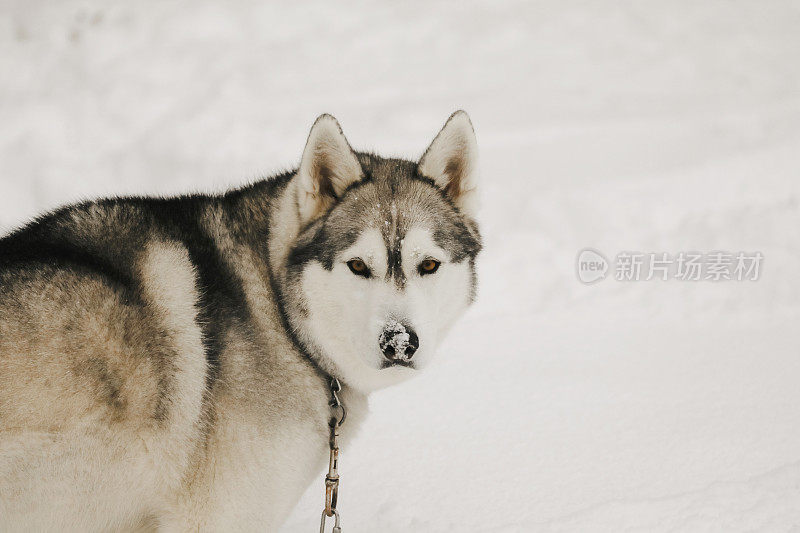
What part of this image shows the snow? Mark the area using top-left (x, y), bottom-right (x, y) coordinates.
top-left (379, 320), bottom-right (412, 360)
top-left (2, 1), bottom-right (799, 531)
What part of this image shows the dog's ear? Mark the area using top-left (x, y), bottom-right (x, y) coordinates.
top-left (297, 114), bottom-right (364, 223)
top-left (418, 110), bottom-right (479, 217)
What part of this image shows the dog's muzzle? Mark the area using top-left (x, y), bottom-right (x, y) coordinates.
top-left (379, 320), bottom-right (419, 366)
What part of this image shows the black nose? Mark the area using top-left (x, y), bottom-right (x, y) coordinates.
top-left (379, 321), bottom-right (419, 362)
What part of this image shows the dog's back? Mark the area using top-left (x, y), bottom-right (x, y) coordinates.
top-left (0, 201), bottom-right (208, 530)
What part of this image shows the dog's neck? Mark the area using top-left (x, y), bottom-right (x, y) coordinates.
top-left (227, 173), bottom-right (347, 387)
top-left (265, 173), bottom-right (306, 279)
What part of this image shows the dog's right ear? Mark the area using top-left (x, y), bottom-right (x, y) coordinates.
top-left (296, 114), bottom-right (364, 224)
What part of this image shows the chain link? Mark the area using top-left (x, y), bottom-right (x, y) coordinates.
top-left (329, 377), bottom-right (346, 428)
top-left (320, 378), bottom-right (346, 532)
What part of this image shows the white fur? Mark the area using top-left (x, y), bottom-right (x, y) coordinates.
top-left (299, 227), bottom-right (473, 393)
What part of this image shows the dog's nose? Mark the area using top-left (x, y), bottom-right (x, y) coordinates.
top-left (379, 320), bottom-right (419, 363)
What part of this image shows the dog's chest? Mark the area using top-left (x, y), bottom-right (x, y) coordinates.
top-left (188, 379), bottom-right (367, 529)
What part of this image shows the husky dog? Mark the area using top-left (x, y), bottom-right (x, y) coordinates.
top-left (0, 111), bottom-right (481, 531)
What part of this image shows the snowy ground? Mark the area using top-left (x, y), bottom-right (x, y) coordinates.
top-left (2, 1), bottom-right (799, 531)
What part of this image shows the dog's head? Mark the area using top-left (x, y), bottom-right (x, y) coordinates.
top-left (283, 112), bottom-right (481, 392)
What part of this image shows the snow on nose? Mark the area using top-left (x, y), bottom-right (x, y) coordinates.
top-left (379, 319), bottom-right (419, 362)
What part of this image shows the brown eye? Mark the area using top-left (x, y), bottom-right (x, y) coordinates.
top-left (418, 259), bottom-right (441, 275)
top-left (347, 259), bottom-right (371, 278)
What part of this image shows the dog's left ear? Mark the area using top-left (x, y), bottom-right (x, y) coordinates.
top-left (418, 110), bottom-right (479, 217)
top-left (297, 114), bottom-right (364, 224)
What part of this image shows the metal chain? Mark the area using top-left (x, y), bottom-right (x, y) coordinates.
top-left (320, 378), bottom-right (346, 533)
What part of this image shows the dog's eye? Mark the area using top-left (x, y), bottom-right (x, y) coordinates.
top-left (347, 259), bottom-right (371, 278)
top-left (418, 259), bottom-right (441, 276)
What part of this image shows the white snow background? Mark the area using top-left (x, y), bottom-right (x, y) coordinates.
top-left (2, 1), bottom-right (800, 531)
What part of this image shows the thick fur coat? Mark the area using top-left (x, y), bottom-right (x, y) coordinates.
top-left (0, 112), bottom-right (481, 531)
